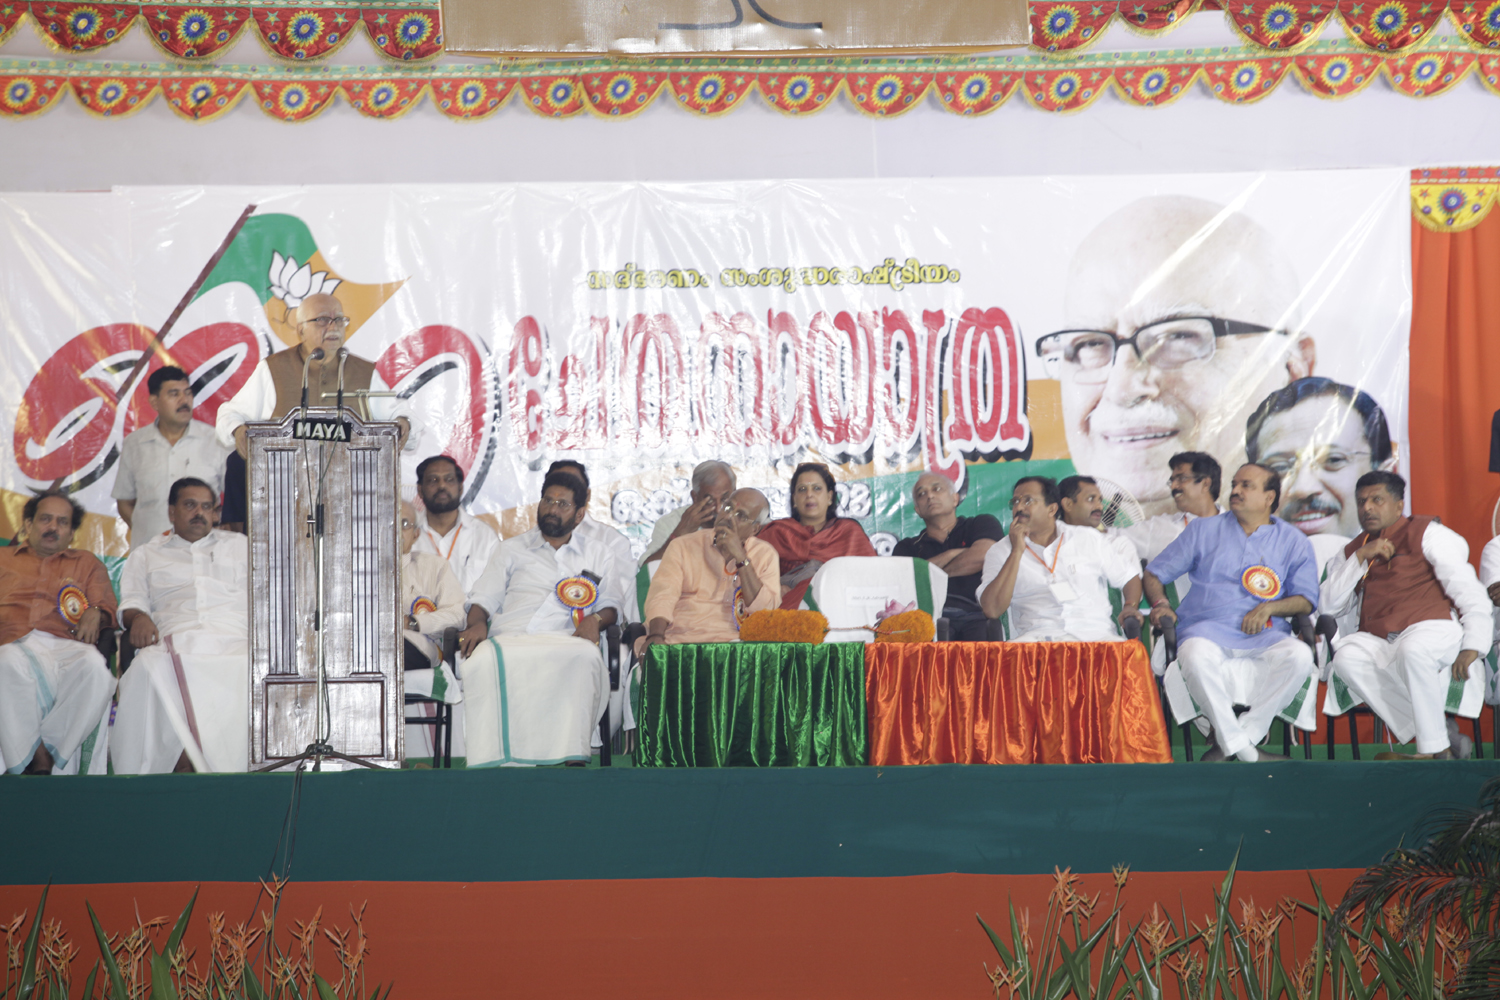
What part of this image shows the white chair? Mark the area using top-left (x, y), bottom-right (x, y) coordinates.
top-left (805, 556), bottom-right (949, 643)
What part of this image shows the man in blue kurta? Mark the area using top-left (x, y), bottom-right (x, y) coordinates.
top-left (1144, 463), bottom-right (1319, 762)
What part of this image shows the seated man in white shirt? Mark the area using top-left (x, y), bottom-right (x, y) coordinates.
top-left (548, 459), bottom-right (638, 620)
top-left (413, 454), bottom-right (499, 595)
top-left (978, 476), bottom-right (1143, 642)
top-left (112, 478), bottom-right (250, 773)
top-left (459, 470), bottom-right (622, 767)
top-left (640, 460), bottom-right (737, 567)
top-left (1320, 471), bottom-right (1489, 759)
top-left (398, 500), bottom-right (468, 703)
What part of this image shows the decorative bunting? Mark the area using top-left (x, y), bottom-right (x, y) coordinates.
top-left (0, 71), bottom-right (64, 115)
top-left (758, 70), bottom-right (839, 114)
top-left (1, 38), bottom-right (1498, 123)
top-left (360, 7), bottom-right (440, 61)
top-left (1410, 167), bottom-right (1500, 231)
top-left (30, 1), bottom-right (138, 51)
top-left (1293, 49), bottom-right (1381, 95)
top-left (251, 6), bottom-right (358, 60)
top-left (581, 69), bottom-right (667, 118)
top-left (12, 1), bottom-right (1500, 62)
top-left (71, 71), bottom-right (153, 115)
top-left (430, 76), bottom-right (512, 119)
top-left (342, 76), bottom-right (422, 117)
top-left (518, 74), bottom-right (584, 117)
top-left (669, 70), bottom-right (750, 115)
top-left (1201, 54), bottom-right (1294, 99)
top-left (1386, 47), bottom-right (1473, 95)
top-left (250, 77), bottom-right (335, 119)
top-left (932, 69), bottom-right (1022, 114)
top-left (0, 4), bottom-right (25, 45)
top-left (843, 70), bottom-right (931, 116)
top-left (160, 72), bottom-right (246, 118)
top-left (141, 4), bottom-right (249, 59)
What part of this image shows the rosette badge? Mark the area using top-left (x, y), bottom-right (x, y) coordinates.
top-left (410, 596), bottom-right (437, 617)
top-left (1240, 565), bottom-right (1283, 601)
top-left (57, 583), bottom-right (89, 626)
top-left (555, 571), bottom-right (601, 627)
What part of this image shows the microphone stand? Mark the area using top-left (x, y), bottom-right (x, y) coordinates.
top-left (260, 345), bottom-right (378, 772)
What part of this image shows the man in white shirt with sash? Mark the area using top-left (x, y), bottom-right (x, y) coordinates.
top-left (1145, 463), bottom-right (1320, 763)
top-left (978, 476), bottom-right (1143, 642)
top-left (413, 454), bottom-right (499, 595)
top-left (112, 478), bottom-right (250, 773)
top-left (548, 460), bottom-right (638, 621)
top-left (460, 470), bottom-right (621, 767)
top-left (398, 500), bottom-right (468, 706)
top-left (1320, 471), bottom-right (1489, 760)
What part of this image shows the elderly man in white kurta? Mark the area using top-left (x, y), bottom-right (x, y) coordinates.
top-left (398, 500), bottom-right (467, 704)
top-left (979, 476), bottom-right (1143, 641)
top-left (460, 471), bottom-right (622, 767)
top-left (112, 478), bottom-right (250, 774)
top-left (1320, 472), bottom-right (1490, 759)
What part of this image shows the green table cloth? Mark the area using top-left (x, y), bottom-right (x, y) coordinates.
top-left (635, 642), bottom-right (868, 767)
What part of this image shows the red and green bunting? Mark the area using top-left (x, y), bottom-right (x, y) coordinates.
top-left (2, 0), bottom-right (1500, 63)
top-left (0, 40), bottom-right (1493, 120)
top-left (0, 1), bottom-right (441, 60)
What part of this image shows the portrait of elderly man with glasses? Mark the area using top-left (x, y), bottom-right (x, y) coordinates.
top-left (1245, 377), bottom-right (1396, 541)
top-left (1040, 196), bottom-right (1316, 519)
top-left (214, 291), bottom-right (414, 457)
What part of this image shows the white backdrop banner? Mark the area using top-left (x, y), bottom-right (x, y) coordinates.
top-left (0, 171), bottom-right (1410, 559)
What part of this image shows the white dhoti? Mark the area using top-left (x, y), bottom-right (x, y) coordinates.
top-left (111, 631), bottom-right (248, 774)
top-left (462, 634), bottom-right (608, 767)
top-left (1176, 635), bottom-right (1316, 758)
top-left (0, 631), bottom-right (114, 775)
top-left (1325, 620), bottom-right (1484, 754)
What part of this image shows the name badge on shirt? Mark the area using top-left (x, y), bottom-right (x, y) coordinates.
top-left (1047, 580), bottom-right (1079, 603)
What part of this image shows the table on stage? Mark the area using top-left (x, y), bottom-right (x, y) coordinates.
top-left (634, 640), bottom-right (1172, 767)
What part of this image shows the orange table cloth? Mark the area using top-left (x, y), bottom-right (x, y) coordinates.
top-left (864, 641), bottom-right (1172, 765)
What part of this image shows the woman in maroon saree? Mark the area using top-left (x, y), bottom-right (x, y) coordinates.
top-left (757, 462), bottom-right (876, 609)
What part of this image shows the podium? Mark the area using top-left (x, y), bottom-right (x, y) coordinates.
top-left (245, 408), bottom-right (403, 770)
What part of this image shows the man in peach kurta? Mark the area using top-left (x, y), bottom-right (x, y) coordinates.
top-left (0, 493), bottom-right (119, 775)
top-left (637, 489), bottom-right (780, 656)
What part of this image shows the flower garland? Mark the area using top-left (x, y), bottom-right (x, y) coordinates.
top-left (739, 609), bottom-right (829, 644)
top-left (1, 38), bottom-right (1494, 121)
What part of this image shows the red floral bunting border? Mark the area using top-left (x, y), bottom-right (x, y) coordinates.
top-left (4, 1), bottom-right (1500, 63)
top-left (2, 42), bottom-right (1496, 121)
top-left (1033, 0), bottom-right (1500, 55)
top-left (5, 1), bottom-right (442, 61)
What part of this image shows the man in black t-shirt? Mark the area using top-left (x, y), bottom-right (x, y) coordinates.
top-left (892, 473), bottom-right (1003, 641)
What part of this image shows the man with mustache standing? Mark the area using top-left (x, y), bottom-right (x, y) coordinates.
top-left (112, 478), bottom-right (251, 773)
top-left (215, 292), bottom-right (412, 457)
top-left (1113, 452), bottom-right (1224, 603)
top-left (1043, 196), bottom-right (1315, 519)
top-left (1319, 471), bottom-right (1489, 760)
top-left (459, 471), bottom-right (622, 766)
top-left (1144, 463), bottom-right (1319, 762)
top-left (113, 366), bottom-right (231, 548)
top-left (0, 492), bottom-right (118, 775)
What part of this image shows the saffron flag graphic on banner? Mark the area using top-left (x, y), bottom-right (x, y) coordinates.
top-left (194, 213), bottom-right (406, 347)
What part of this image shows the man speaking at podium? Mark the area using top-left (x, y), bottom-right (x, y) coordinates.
top-left (215, 292), bottom-right (412, 455)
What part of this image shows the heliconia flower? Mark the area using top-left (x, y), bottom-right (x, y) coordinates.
top-left (268, 252), bottom-right (341, 309)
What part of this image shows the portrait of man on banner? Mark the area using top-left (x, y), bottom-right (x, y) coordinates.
top-left (1040, 195), bottom-right (1318, 520)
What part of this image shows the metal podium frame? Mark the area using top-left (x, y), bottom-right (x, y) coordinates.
top-left (245, 408), bottom-right (404, 770)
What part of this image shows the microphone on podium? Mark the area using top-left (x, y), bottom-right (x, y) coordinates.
top-left (335, 347), bottom-right (350, 413)
top-left (300, 347), bottom-right (325, 412)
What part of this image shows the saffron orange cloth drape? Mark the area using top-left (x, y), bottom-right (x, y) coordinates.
top-left (864, 642), bottom-right (1172, 765)
top-left (1409, 209), bottom-right (1500, 562)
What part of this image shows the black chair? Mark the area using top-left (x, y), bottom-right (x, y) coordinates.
top-left (404, 627), bottom-right (459, 768)
top-left (597, 623), bottom-right (623, 767)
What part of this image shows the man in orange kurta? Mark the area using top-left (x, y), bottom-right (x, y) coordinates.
top-left (0, 493), bottom-right (118, 775)
top-left (637, 489), bottom-right (780, 656)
